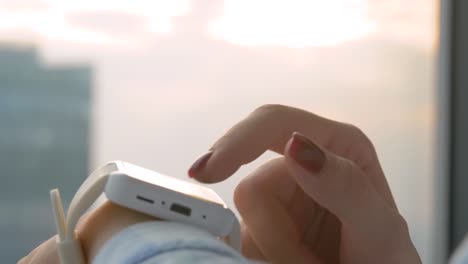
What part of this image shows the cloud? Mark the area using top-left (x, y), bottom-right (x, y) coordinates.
top-left (65, 11), bottom-right (148, 36)
top-left (0, 0), bottom-right (48, 12)
top-left (209, 0), bottom-right (375, 48)
top-left (366, 0), bottom-right (435, 47)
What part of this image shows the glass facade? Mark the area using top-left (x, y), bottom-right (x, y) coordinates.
top-left (0, 45), bottom-right (91, 262)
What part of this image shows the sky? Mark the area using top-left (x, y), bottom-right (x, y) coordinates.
top-left (0, 0), bottom-right (435, 49)
top-left (0, 0), bottom-right (438, 262)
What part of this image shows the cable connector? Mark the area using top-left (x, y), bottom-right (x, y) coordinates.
top-left (50, 189), bottom-right (85, 264)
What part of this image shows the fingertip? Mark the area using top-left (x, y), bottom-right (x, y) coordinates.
top-left (284, 132), bottom-right (296, 155)
top-left (189, 150), bottom-right (240, 183)
top-left (283, 132), bottom-right (325, 195)
top-left (283, 132), bottom-right (302, 174)
top-left (188, 151), bottom-right (213, 178)
top-left (284, 131), bottom-right (309, 167)
top-left (287, 132), bottom-right (326, 174)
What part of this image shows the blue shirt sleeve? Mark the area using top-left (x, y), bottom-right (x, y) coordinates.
top-left (93, 221), bottom-right (248, 264)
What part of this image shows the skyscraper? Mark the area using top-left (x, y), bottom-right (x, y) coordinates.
top-left (0, 44), bottom-right (92, 262)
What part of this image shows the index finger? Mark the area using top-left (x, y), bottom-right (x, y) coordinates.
top-left (189, 104), bottom-right (376, 183)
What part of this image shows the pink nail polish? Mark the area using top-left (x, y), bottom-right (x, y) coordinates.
top-left (288, 132), bottom-right (325, 174)
top-left (188, 151), bottom-right (213, 178)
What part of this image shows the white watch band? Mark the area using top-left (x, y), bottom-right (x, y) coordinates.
top-left (50, 161), bottom-right (241, 264)
top-left (50, 162), bottom-right (119, 264)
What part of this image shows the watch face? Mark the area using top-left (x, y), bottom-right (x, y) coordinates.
top-left (122, 162), bottom-right (226, 206)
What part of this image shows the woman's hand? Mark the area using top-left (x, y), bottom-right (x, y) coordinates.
top-left (188, 105), bottom-right (421, 264)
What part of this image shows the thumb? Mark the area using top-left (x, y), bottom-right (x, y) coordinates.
top-left (284, 132), bottom-right (396, 231)
top-left (284, 132), bottom-right (420, 262)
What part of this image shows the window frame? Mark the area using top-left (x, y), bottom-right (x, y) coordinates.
top-left (447, 0), bottom-right (468, 255)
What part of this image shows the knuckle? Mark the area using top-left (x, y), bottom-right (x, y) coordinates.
top-left (326, 157), bottom-right (369, 214)
top-left (344, 123), bottom-right (376, 152)
top-left (233, 177), bottom-right (255, 213)
top-left (392, 213), bottom-right (411, 237)
top-left (346, 161), bottom-right (372, 204)
top-left (234, 158), bottom-right (282, 215)
top-left (341, 123), bottom-right (378, 168)
top-left (253, 104), bottom-right (289, 117)
top-left (338, 159), bottom-right (363, 198)
top-left (382, 212), bottom-right (413, 253)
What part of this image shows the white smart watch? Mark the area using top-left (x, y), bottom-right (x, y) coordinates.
top-left (50, 161), bottom-right (241, 264)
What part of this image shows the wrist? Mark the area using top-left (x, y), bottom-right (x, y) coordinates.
top-left (77, 201), bottom-right (155, 262)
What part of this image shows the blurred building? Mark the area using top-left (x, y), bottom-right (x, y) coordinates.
top-left (0, 44), bottom-right (92, 262)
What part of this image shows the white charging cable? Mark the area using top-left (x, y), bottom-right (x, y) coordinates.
top-left (50, 162), bottom-right (119, 264)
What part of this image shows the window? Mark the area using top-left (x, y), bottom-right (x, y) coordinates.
top-left (0, 0), bottom-right (439, 262)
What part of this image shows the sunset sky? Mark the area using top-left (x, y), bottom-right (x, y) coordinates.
top-left (0, 0), bottom-right (434, 48)
top-left (0, 0), bottom-right (438, 262)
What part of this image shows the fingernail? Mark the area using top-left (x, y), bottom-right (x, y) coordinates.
top-left (288, 132), bottom-right (325, 174)
top-left (188, 151), bottom-right (213, 178)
